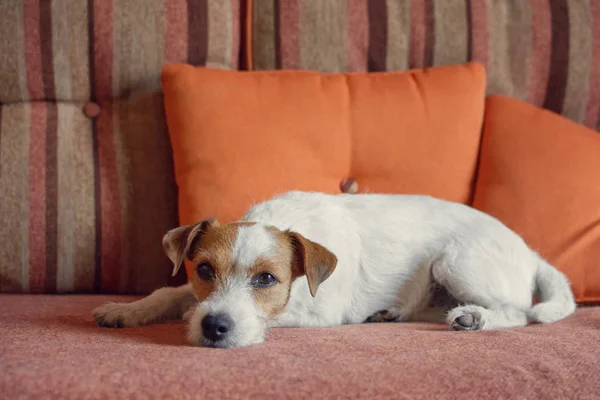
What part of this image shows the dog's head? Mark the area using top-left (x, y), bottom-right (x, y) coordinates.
top-left (162, 218), bottom-right (337, 348)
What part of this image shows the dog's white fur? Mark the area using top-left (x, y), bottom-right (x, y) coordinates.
top-left (188, 275), bottom-right (268, 348)
top-left (93, 191), bottom-right (576, 347)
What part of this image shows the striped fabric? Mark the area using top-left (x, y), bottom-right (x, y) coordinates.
top-left (0, 0), bottom-right (240, 103)
top-left (251, 0), bottom-right (600, 131)
top-left (0, 0), bottom-right (241, 294)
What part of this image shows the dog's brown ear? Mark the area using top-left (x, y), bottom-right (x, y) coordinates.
top-left (162, 218), bottom-right (217, 277)
top-left (287, 232), bottom-right (338, 297)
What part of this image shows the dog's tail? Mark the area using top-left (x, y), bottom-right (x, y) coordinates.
top-left (528, 259), bottom-right (576, 324)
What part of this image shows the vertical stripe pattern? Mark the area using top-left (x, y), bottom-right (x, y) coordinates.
top-left (347, 1), bottom-right (368, 72)
top-left (165, 0), bottom-right (189, 64)
top-left (0, 0), bottom-right (241, 294)
top-left (0, 0), bottom-right (239, 103)
top-left (4, 0), bottom-right (600, 292)
top-left (252, 0), bottom-right (277, 70)
top-left (231, 0), bottom-right (241, 67)
top-left (0, 2), bottom-right (29, 102)
top-left (423, 0), bottom-right (436, 68)
top-left (44, 103), bottom-right (58, 293)
top-left (562, 0), bottom-right (592, 123)
top-left (274, 0), bottom-right (282, 69)
top-left (87, 0), bottom-right (101, 292)
top-left (385, 0), bottom-right (410, 71)
top-left (488, 1), bottom-right (533, 101)
top-left (586, 1), bottom-right (600, 128)
top-left (367, 0), bottom-right (388, 71)
top-left (27, 103), bottom-right (47, 293)
top-left (432, 0), bottom-right (469, 66)
top-left (187, 0), bottom-right (208, 66)
top-left (527, 0), bottom-right (552, 106)
top-left (92, 0), bottom-right (122, 293)
top-left (467, 1), bottom-right (488, 66)
top-left (0, 105), bottom-right (2, 176)
top-left (299, 1), bottom-right (349, 72)
top-left (40, 0), bottom-right (58, 292)
top-left (544, 0), bottom-right (570, 114)
top-left (0, 104), bottom-right (31, 292)
top-left (409, 0), bottom-right (426, 68)
top-left (206, 0), bottom-right (234, 69)
top-left (55, 106), bottom-right (75, 292)
top-left (278, 0), bottom-right (300, 69)
top-left (23, 0), bottom-right (44, 100)
top-left (69, 107), bottom-right (97, 292)
top-left (252, 0), bottom-right (600, 130)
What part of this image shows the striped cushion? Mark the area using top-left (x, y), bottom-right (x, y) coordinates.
top-left (251, 0), bottom-right (600, 130)
top-left (0, 98), bottom-right (178, 294)
top-left (0, 1), bottom-right (241, 293)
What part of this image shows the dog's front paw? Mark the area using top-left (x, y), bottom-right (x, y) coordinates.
top-left (93, 303), bottom-right (138, 328)
top-left (364, 309), bottom-right (404, 323)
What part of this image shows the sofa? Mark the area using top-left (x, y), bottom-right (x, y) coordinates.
top-left (1, 1), bottom-right (599, 398)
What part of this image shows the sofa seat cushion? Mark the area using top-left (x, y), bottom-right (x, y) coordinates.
top-left (1, 295), bottom-right (599, 399)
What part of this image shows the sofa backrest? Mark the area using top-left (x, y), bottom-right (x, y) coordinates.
top-left (1, 0), bottom-right (598, 294)
top-left (251, 0), bottom-right (600, 131)
top-left (0, 0), bottom-right (240, 294)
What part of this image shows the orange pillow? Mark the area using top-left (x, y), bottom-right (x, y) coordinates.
top-left (161, 63), bottom-right (486, 279)
top-left (473, 95), bottom-right (600, 303)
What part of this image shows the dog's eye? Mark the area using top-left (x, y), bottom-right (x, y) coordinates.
top-left (196, 263), bottom-right (214, 280)
top-left (252, 272), bottom-right (277, 287)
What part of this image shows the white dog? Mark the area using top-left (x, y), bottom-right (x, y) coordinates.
top-left (93, 191), bottom-right (576, 348)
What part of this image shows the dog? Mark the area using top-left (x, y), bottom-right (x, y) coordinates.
top-left (93, 191), bottom-right (576, 348)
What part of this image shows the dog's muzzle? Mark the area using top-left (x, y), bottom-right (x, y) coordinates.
top-left (201, 313), bottom-right (234, 343)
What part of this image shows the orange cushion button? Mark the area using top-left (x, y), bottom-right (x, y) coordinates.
top-left (340, 178), bottom-right (359, 194)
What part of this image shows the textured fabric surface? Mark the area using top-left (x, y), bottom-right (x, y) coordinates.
top-left (161, 63), bottom-right (486, 277)
top-left (0, 98), bottom-right (181, 294)
top-left (0, 0), bottom-right (240, 103)
top-left (0, 0), bottom-right (241, 293)
top-left (251, 0), bottom-right (600, 131)
top-left (473, 96), bottom-right (600, 303)
top-left (1, 295), bottom-right (599, 399)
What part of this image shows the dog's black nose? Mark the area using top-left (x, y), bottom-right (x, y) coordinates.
top-left (201, 314), bottom-right (233, 342)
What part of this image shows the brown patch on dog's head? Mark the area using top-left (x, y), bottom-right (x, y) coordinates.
top-left (163, 221), bottom-right (338, 319)
top-left (186, 222), bottom-right (255, 302)
top-left (286, 231), bottom-right (338, 297)
top-left (244, 227), bottom-right (296, 318)
top-left (162, 217), bottom-right (219, 277)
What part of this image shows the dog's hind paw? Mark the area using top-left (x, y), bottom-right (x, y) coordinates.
top-left (92, 303), bottom-right (139, 328)
top-left (364, 309), bottom-right (404, 323)
top-left (447, 305), bottom-right (483, 331)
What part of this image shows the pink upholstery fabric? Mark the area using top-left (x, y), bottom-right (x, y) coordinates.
top-left (1, 295), bottom-right (599, 399)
